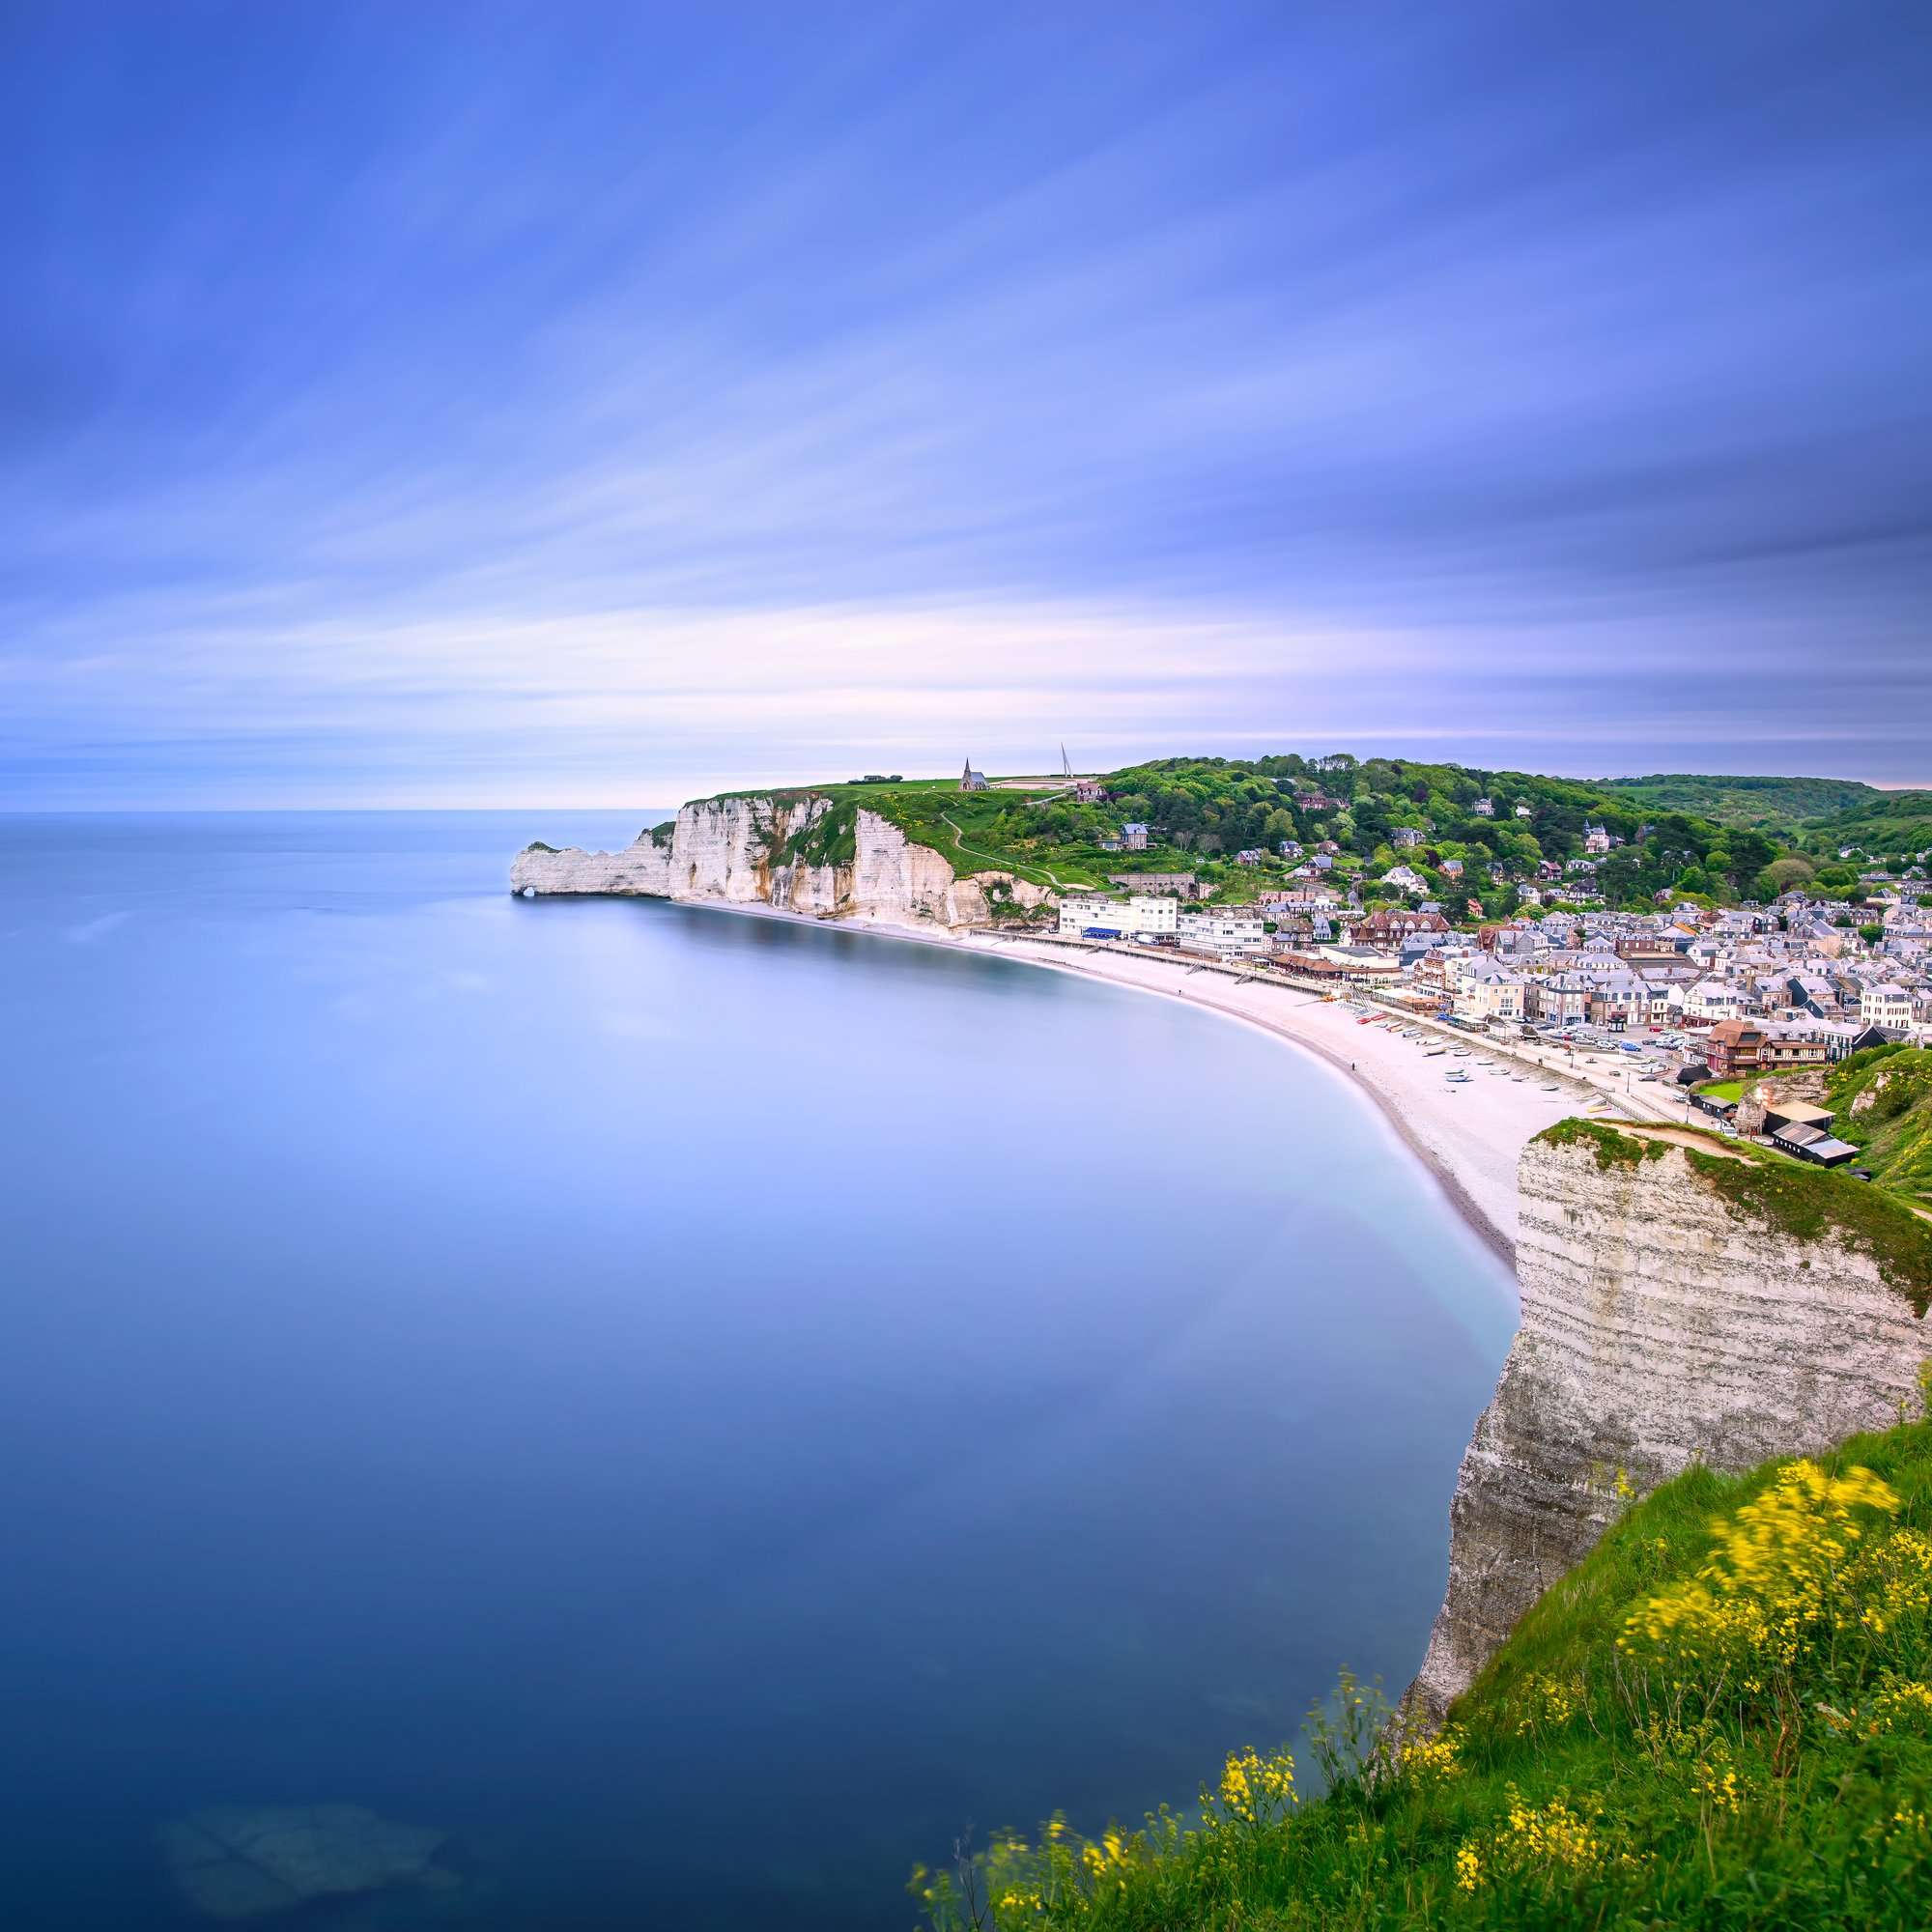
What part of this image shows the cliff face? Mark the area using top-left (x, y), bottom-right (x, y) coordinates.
top-left (1412, 1129), bottom-right (1931, 1719)
top-left (510, 796), bottom-right (1050, 928)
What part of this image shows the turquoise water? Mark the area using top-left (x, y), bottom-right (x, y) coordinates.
top-left (0, 813), bottom-right (1514, 1928)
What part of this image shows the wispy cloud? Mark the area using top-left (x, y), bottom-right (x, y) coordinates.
top-left (64, 910), bottom-right (133, 944)
top-left (4, 1), bottom-right (1929, 804)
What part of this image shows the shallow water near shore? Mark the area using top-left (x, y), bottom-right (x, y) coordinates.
top-left (1, 812), bottom-right (1515, 1929)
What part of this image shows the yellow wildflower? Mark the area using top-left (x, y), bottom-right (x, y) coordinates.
top-left (1209, 1746), bottom-right (1297, 1829)
top-left (1453, 1784), bottom-right (1635, 1890)
top-left (1514, 1674), bottom-right (1583, 1735)
top-left (1400, 1727), bottom-right (1464, 1787)
top-left (1621, 1461), bottom-right (1900, 1680)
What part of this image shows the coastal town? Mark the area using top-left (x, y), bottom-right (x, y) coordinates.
top-left (1033, 870), bottom-right (1927, 1165)
top-left (913, 755), bottom-right (1932, 1245)
top-left (1052, 870), bottom-right (1926, 1081)
top-left (516, 752), bottom-right (1932, 1249)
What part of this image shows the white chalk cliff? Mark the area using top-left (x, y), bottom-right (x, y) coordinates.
top-left (510, 794), bottom-right (1051, 928)
top-left (1411, 1126), bottom-right (1931, 1718)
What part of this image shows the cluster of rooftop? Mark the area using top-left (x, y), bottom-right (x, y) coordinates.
top-left (1052, 879), bottom-right (1932, 1084)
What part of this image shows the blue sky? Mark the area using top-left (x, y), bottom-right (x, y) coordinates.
top-left (5, 1), bottom-right (1930, 807)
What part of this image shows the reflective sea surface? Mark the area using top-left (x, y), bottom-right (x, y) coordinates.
top-left (0, 813), bottom-right (1514, 1929)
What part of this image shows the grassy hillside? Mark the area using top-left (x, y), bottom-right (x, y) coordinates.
top-left (861, 785), bottom-right (1125, 890)
top-left (1829, 1047), bottom-right (1932, 1205)
top-left (690, 754), bottom-right (1923, 916)
top-left (703, 778), bottom-right (1122, 889)
top-left (915, 1418), bottom-right (1932, 1930)
top-left (1600, 772), bottom-right (1876, 828)
top-left (705, 753), bottom-right (1824, 917)
top-left (1804, 791), bottom-right (1932, 866)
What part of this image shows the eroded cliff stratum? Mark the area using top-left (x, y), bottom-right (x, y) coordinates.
top-left (1412, 1121), bottom-right (1932, 1718)
top-left (510, 795), bottom-right (1051, 927)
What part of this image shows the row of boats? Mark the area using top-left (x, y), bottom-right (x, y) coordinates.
top-left (1346, 1007), bottom-right (1565, 1095)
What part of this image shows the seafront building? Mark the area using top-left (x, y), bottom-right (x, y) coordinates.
top-left (1057, 894), bottom-right (1178, 940)
top-left (1176, 911), bottom-right (1267, 954)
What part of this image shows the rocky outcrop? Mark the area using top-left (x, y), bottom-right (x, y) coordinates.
top-left (511, 796), bottom-right (1052, 929)
top-left (511, 838), bottom-right (674, 896)
top-left (1411, 1126), bottom-right (1931, 1719)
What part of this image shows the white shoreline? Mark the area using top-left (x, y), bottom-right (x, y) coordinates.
top-left (533, 889), bottom-right (1618, 1263)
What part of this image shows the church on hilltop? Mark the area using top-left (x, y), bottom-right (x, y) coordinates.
top-left (959, 759), bottom-right (989, 792)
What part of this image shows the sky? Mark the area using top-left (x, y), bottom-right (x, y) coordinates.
top-left (5, 0), bottom-right (1931, 808)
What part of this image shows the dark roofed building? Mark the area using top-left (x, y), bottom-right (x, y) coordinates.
top-left (1768, 1121), bottom-right (1859, 1167)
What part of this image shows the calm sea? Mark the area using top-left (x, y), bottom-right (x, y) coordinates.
top-left (0, 813), bottom-right (1514, 1929)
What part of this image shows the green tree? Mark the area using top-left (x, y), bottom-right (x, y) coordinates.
top-left (1754, 855), bottom-right (1816, 898)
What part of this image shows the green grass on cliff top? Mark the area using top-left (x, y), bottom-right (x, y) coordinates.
top-left (916, 1419), bottom-right (1932, 1932)
top-left (696, 777), bottom-right (1160, 889)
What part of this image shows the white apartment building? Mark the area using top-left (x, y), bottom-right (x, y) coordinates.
top-left (1861, 982), bottom-right (1914, 1031)
top-left (1177, 912), bottom-right (1268, 955)
top-left (1127, 895), bottom-right (1179, 937)
top-left (1057, 894), bottom-right (1179, 939)
top-left (1060, 895), bottom-right (1122, 935)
